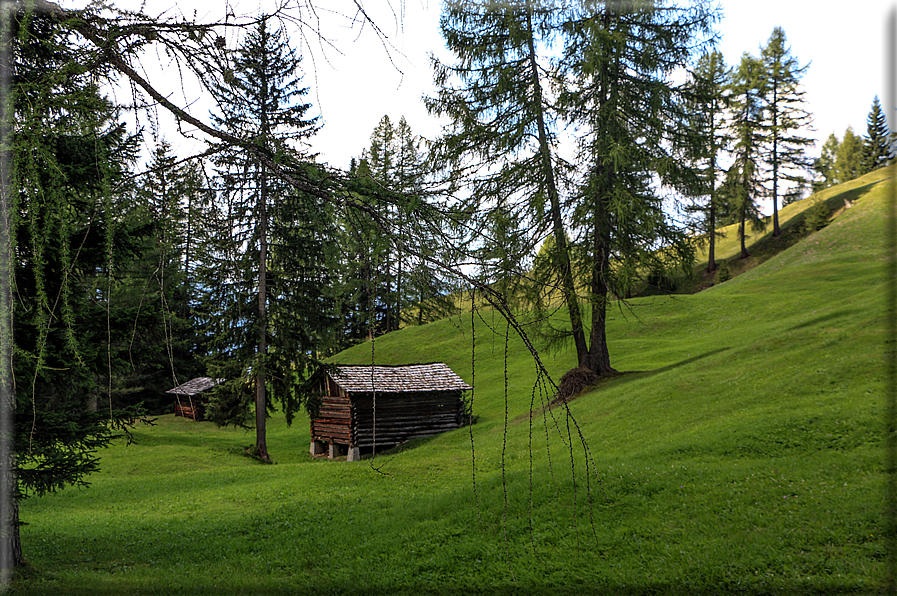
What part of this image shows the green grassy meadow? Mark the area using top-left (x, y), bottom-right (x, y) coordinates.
top-left (10, 167), bottom-right (895, 594)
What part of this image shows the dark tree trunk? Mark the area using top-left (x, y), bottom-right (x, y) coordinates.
top-left (771, 84), bottom-right (781, 238)
top-left (707, 151), bottom-right (717, 273)
top-left (255, 171), bottom-right (270, 463)
top-left (524, 9), bottom-right (589, 369)
top-left (0, 21), bottom-right (21, 575)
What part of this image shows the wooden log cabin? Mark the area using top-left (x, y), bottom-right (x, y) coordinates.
top-left (166, 377), bottom-right (224, 421)
top-left (310, 363), bottom-right (472, 461)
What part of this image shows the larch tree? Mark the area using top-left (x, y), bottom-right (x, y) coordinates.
top-left (8, 7), bottom-right (158, 567)
top-left (426, 0), bottom-right (582, 365)
top-left (758, 26), bottom-right (814, 238)
top-left (726, 52), bottom-right (767, 259)
top-left (428, 0), bottom-right (715, 377)
top-left (684, 49), bottom-right (730, 274)
top-left (550, 0), bottom-right (713, 374)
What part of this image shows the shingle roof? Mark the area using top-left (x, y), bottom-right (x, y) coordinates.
top-left (166, 377), bottom-right (225, 396)
top-left (330, 363), bottom-right (471, 393)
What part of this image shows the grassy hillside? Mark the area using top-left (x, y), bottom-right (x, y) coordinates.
top-left (10, 167), bottom-right (894, 595)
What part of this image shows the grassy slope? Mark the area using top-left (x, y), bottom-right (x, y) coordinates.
top-left (11, 167), bottom-right (893, 595)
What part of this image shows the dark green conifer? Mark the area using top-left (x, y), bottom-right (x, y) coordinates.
top-left (863, 96), bottom-right (890, 172)
top-left (200, 17), bottom-right (334, 462)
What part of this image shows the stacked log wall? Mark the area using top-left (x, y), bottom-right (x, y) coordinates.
top-left (310, 395), bottom-right (352, 445)
top-left (351, 390), bottom-right (466, 448)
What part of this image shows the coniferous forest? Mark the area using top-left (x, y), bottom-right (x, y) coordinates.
top-left (2, 0), bottom-right (895, 592)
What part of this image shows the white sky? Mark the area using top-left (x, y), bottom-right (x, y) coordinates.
top-left (80, 0), bottom-right (896, 195)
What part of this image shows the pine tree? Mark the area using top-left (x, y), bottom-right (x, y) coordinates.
top-left (759, 27), bottom-right (814, 238)
top-left (201, 17), bottom-right (333, 462)
top-left (864, 96), bottom-right (890, 172)
top-left (727, 52), bottom-right (767, 259)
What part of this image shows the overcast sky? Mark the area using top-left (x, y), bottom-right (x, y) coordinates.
top-left (303, 0), bottom-right (894, 171)
top-left (89, 0), bottom-right (895, 196)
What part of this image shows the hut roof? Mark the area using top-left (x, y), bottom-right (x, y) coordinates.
top-left (330, 363), bottom-right (471, 393)
top-left (166, 377), bottom-right (225, 396)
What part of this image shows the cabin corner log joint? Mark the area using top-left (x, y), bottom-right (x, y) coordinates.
top-left (310, 363), bottom-right (472, 462)
top-left (166, 377), bottom-right (225, 421)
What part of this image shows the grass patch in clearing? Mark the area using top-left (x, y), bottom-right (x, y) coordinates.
top-left (10, 168), bottom-right (893, 594)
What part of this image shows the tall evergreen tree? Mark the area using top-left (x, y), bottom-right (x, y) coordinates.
top-left (759, 27), bottom-right (813, 238)
top-left (339, 116), bottom-right (452, 345)
top-left (428, 0), bottom-right (714, 376)
top-left (863, 96), bottom-right (891, 172)
top-left (831, 126), bottom-right (866, 185)
top-left (427, 0), bottom-right (583, 364)
top-left (812, 132), bottom-right (839, 192)
top-left (726, 52), bottom-right (767, 259)
top-left (9, 10), bottom-right (154, 565)
top-left (201, 17), bottom-right (333, 462)
top-left (684, 50), bottom-right (730, 274)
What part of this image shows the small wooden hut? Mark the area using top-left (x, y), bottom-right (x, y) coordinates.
top-left (166, 377), bottom-right (224, 421)
top-left (310, 363), bottom-right (471, 461)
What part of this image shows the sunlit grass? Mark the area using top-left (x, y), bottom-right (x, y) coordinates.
top-left (10, 167), bottom-right (892, 594)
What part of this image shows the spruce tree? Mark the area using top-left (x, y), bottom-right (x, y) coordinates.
top-left (864, 96), bottom-right (890, 172)
top-left (201, 17), bottom-right (333, 462)
top-left (759, 27), bottom-right (814, 238)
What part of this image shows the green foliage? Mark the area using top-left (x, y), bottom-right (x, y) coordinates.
top-left (199, 17), bottom-right (336, 450)
top-left (799, 198), bottom-right (831, 234)
top-left (683, 50), bottom-right (730, 273)
top-left (337, 116), bottom-right (454, 346)
top-left (863, 96), bottom-right (890, 172)
top-left (716, 259), bottom-right (730, 282)
top-left (759, 27), bottom-right (813, 237)
top-left (429, 0), bottom-right (714, 375)
top-left (726, 53), bottom-right (768, 258)
top-left (832, 126), bottom-right (866, 186)
top-left (812, 132), bottom-right (839, 191)
top-left (12, 10), bottom-right (157, 502)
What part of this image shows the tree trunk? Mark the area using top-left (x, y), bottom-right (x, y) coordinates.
top-left (581, 5), bottom-right (617, 377)
top-left (255, 172), bottom-right (270, 463)
top-left (771, 84), bottom-right (781, 238)
top-left (739, 213), bottom-right (750, 259)
top-left (524, 9), bottom-right (589, 367)
top-left (707, 145), bottom-right (717, 273)
top-left (0, 22), bottom-right (22, 575)
top-left (586, 190), bottom-right (616, 375)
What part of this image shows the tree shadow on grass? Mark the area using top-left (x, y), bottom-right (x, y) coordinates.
top-left (788, 309), bottom-right (856, 331)
top-left (628, 346), bottom-right (733, 377)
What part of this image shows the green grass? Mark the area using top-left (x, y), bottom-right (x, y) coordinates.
top-left (10, 167), bottom-right (894, 594)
